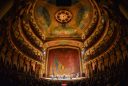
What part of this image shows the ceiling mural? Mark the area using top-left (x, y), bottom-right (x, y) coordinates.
top-left (37, 6), bottom-right (51, 28)
top-left (34, 0), bottom-right (93, 38)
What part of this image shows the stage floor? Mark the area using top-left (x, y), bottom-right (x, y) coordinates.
top-left (44, 77), bottom-right (85, 81)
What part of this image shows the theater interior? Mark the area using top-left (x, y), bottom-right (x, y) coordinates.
top-left (0, 0), bottom-right (128, 86)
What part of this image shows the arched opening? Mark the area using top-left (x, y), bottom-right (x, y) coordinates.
top-left (47, 48), bottom-right (81, 78)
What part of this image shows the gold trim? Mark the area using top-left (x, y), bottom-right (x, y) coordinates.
top-left (43, 40), bottom-right (83, 50)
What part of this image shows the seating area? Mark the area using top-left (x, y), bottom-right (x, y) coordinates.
top-left (0, 56), bottom-right (128, 86)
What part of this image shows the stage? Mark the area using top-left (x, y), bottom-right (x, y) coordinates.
top-left (44, 77), bottom-right (85, 81)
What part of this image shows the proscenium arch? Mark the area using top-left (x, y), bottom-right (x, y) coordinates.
top-left (45, 46), bottom-right (83, 77)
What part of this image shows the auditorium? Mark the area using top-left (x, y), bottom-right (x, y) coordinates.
top-left (0, 0), bottom-right (128, 86)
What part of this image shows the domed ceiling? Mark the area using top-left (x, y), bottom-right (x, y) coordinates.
top-left (7, 0), bottom-right (121, 73)
top-left (34, 0), bottom-right (93, 38)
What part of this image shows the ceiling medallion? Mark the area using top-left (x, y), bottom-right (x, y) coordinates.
top-left (55, 9), bottom-right (72, 24)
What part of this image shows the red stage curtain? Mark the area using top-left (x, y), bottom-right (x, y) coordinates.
top-left (47, 48), bottom-right (80, 76)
